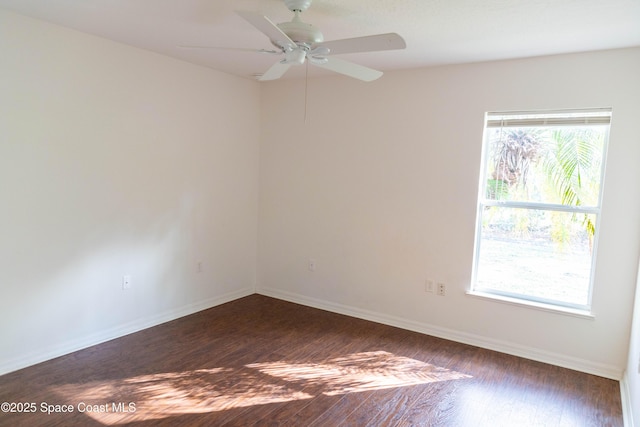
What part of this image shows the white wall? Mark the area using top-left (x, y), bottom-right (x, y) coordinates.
top-left (0, 10), bottom-right (260, 374)
top-left (258, 48), bottom-right (640, 379)
top-left (625, 259), bottom-right (640, 426)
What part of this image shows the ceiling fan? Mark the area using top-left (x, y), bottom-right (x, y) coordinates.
top-left (185, 0), bottom-right (406, 82)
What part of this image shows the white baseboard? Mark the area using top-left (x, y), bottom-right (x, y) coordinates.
top-left (257, 286), bottom-right (623, 380)
top-left (0, 287), bottom-right (254, 376)
top-left (621, 372), bottom-right (635, 427)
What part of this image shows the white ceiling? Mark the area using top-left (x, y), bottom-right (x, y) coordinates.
top-left (1, 0), bottom-right (639, 81)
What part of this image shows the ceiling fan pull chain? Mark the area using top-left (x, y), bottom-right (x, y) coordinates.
top-left (304, 60), bottom-right (309, 124)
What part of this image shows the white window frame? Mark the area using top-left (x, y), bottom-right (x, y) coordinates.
top-left (470, 108), bottom-right (611, 314)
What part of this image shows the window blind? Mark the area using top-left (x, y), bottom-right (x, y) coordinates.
top-left (486, 108), bottom-right (612, 128)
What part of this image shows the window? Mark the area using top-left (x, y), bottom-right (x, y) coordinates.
top-left (471, 109), bottom-right (611, 312)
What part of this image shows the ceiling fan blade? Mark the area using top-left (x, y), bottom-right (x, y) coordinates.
top-left (179, 45), bottom-right (281, 55)
top-left (319, 33), bottom-right (406, 55)
top-left (313, 57), bottom-right (383, 82)
top-left (259, 61), bottom-right (292, 81)
top-left (236, 10), bottom-right (297, 50)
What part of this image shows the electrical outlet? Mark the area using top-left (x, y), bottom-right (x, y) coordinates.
top-left (122, 275), bottom-right (131, 290)
top-left (425, 279), bottom-right (434, 293)
top-left (308, 259), bottom-right (316, 272)
top-left (197, 261), bottom-right (203, 273)
top-left (437, 282), bottom-right (446, 296)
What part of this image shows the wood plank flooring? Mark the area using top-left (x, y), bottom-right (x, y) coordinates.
top-left (0, 294), bottom-right (622, 426)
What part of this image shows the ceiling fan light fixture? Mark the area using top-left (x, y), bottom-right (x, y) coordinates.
top-left (284, 48), bottom-right (306, 65)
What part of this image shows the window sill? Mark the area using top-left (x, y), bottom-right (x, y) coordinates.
top-left (466, 290), bottom-right (595, 319)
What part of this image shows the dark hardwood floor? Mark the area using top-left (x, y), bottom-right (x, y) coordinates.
top-left (0, 294), bottom-right (622, 426)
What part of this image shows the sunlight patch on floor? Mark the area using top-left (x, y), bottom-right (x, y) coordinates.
top-left (248, 351), bottom-right (472, 396)
top-left (52, 351), bottom-right (471, 425)
top-left (53, 367), bottom-right (313, 425)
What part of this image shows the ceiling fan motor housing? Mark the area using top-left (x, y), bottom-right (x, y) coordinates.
top-left (277, 19), bottom-right (324, 46)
